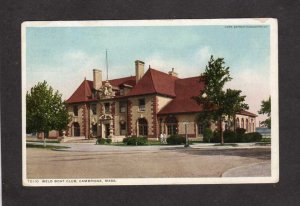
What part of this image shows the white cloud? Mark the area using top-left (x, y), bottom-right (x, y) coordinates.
top-left (27, 50), bottom-right (106, 100)
top-left (226, 65), bottom-right (270, 125)
top-left (193, 46), bottom-right (211, 70)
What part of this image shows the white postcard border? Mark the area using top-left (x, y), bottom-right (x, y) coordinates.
top-left (22, 18), bottom-right (279, 186)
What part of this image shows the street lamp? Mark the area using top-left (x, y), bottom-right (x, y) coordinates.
top-left (183, 121), bottom-right (189, 147)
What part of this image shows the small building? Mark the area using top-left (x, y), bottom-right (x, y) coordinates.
top-left (65, 60), bottom-right (257, 141)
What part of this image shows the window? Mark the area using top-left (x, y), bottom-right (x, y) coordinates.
top-left (166, 116), bottom-right (178, 135)
top-left (138, 98), bottom-right (145, 111)
top-left (73, 105), bottom-right (78, 116)
top-left (119, 101), bottom-right (127, 113)
top-left (120, 89), bottom-right (124, 96)
top-left (241, 119), bottom-right (244, 128)
top-left (120, 122), bottom-right (127, 135)
top-left (138, 118), bottom-right (148, 136)
top-left (91, 104), bottom-right (97, 115)
top-left (104, 103), bottom-right (110, 113)
top-left (198, 123), bottom-right (203, 135)
top-left (246, 119), bottom-right (249, 132)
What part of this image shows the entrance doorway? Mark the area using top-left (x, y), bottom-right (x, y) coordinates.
top-left (92, 124), bottom-right (97, 136)
top-left (73, 122), bottom-right (80, 136)
top-left (138, 118), bottom-right (148, 136)
top-left (105, 124), bottom-right (110, 138)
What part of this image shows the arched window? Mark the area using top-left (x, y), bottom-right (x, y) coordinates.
top-left (138, 118), bottom-right (148, 136)
top-left (73, 122), bottom-right (80, 136)
top-left (241, 118), bottom-right (244, 129)
top-left (246, 119), bottom-right (249, 132)
top-left (236, 118), bottom-right (240, 128)
top-left (166, 116), bottom-right (178, 135)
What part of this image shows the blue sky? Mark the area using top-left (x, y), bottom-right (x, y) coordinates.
top-left (26, 25), bottom-right (270, 123)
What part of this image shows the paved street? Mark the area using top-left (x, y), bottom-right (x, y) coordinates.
top-left (26, 144), bottom-right (271, 179)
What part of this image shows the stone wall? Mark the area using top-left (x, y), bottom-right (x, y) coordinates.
top-left (67, 104), bottom-right (85, 137)
top-left (128, 95), bottom-right (155, 137)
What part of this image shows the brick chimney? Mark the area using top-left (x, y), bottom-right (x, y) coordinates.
top-left (93, 69), bottom-right (102, 90)
top-left (168, 68), bottom-right (178, 77)
top-left (135, 60), bottom-right (145, 83)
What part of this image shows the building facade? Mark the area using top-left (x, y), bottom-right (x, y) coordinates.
top-left (66, 60), bottom-right (257, 141)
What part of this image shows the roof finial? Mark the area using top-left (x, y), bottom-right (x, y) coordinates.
top-left (84, 77), bottom-right (86, 80)
top-left (149, 65), bottom-right (151, 69)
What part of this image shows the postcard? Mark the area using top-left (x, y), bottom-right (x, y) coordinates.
top-left (22, 18), bottom-right (278, 186)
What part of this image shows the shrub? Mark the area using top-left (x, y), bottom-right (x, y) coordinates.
top-left (96, 138), bottom-right (106, 145)
top-left (236, 128), bottom-right (246, 142)
top-left (211, 130), bottom-right (221, 143)
top-left (124, 136), bottom-right (148, 145)
top-left (106, 138), bottom-right (112, 144)
top-left (261, 137), bottom-right (271, 143)
top-left (122, 137), bottom-right (129, 144)
top-left (203, 128), bottom-right (213, 143)
top-left (166, 135), bottom-right (186, 145)
top-left (223, 130), bottom-right (237, 143)
top-left (243, 132), bottom-right (262, 142)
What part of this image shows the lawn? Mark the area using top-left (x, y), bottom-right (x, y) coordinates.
top-left (26, 143), bottom-right (69, 149)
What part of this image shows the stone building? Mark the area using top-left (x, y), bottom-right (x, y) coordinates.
top-left (65, 60), bottom-right (257, 141)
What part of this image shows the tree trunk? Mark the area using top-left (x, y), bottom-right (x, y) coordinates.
top-left (219, 117), bottom-right (224, 145)
top-left (233, 114), bottom-right (236, 132)
top-left (43, 131), bottom-right (49, 148)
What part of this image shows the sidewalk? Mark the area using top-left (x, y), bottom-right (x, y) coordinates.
top-left (26, 141), bottom-right (270, 153)
top-left (222, 162), bottom-right (271, 177)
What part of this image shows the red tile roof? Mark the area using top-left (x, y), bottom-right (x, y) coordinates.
top-left (66, 69), bottom-right (257, 118)
top-left (158, 77), bottom-right (205, 114)
top-left (238, 110), bottom-right (257, 117)
top-left (126, 68), bottom-right (178, 97)
top-left (109, 76), bottom-right (136, 87)
top-left (65, 79), bottom-right (95, 104)
top-left (66, 76), bottom-right (136, 104)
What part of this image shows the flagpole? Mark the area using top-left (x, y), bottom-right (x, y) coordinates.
top-left (106, 49), bottom-right (108, 81)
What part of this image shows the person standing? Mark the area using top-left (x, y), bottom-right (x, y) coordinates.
top-left (160, 133), bottom-right (164, 144)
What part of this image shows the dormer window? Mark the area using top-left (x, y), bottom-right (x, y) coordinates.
top-left (139, 98), bottom-right (145, 111)
top-left (120, 88), bottom-right (124, 96)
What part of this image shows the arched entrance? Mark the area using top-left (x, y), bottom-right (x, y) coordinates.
top-left (73, 122), bottom-right (80, 136)
top-left (241, 118), bottom-right (244, 129)
top-left (138, 118), bottom-right (148, 136)
top-left (166, 116), bottom-right (178, 136)
top-left (236, 118), bottom-right (240, 128)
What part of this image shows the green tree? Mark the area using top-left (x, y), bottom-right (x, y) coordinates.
top-left (26, 81), bottom-right (70, 146)
top-left (223, 89), bottom-right (249, 131)
top-left (194, 56), bottom-right (248, 144)
top-left (258, 97), bottom-right (271, 128)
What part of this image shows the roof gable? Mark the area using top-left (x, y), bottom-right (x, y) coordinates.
top-left (66, 76), bottom-right (136, 104)
top-left (126, 68), bottom-right (177, 97)
top-left (66, 79), bottom-right (94, 104)
top-left (158, 77), bottom-right (204, 114)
